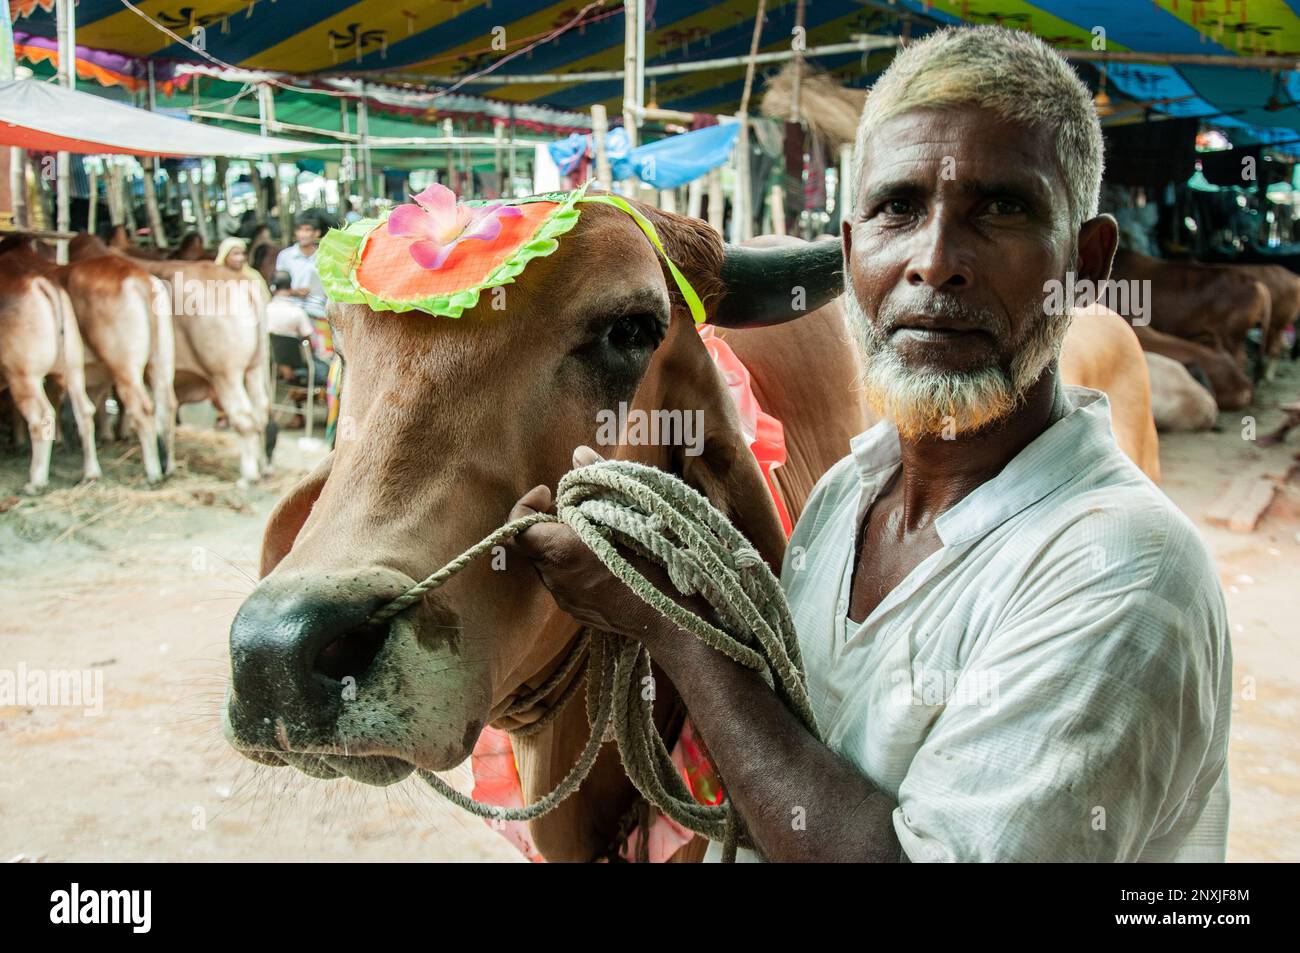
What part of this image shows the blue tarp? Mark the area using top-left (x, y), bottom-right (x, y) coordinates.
top-left (549, 122), bottom-right (739, 189)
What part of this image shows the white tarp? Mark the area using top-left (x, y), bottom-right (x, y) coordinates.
top-left (0, 79), bottom-right (328, 156)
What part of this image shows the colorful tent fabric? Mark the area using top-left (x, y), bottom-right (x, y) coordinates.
top-left (13, 1), bottom-right (1300, 147)
top-left (0, 78), bottom-right (327, 155)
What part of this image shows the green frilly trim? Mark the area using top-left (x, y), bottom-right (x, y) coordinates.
top-left (318, 185), bottom-right (588, 319)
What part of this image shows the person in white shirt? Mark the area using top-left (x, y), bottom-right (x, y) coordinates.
top-left (507, 26), bottom-right (1232, 862)
top-left (275, 215), bottom-right (328, 319)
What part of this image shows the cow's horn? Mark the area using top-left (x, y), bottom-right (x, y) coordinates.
top-left (711, 238), bottom-right (844, 327)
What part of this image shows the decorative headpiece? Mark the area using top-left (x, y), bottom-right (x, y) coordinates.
top-left (318, 182), bottom-right (705, 322)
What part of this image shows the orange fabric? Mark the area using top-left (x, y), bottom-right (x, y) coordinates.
top-left (355, 201), bottom-right (558, 303)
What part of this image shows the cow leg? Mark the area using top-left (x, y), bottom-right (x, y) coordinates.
top-left (244, 362), bottom-right (273, 476)
top-left (148, 364), bottom-right (176, 478)
top-left (147, 281), bottom-right (177, 476)
top-left (11, 375), bottom-right (56, 495)
top-left (115, 376), bottom-right (163, 484)
top-left (56, 368), bottom-right (103, 485)
top-left (210, 374), bottom-right (261, 486)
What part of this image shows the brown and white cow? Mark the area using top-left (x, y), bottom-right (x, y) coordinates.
top-left (223, 201), bottom-right (1161, 862)
top-left (0, 255), bottom-right (101, 493)
top-left (1, 236), bottom-right (175, 483)
top-left (72, 234), bottom-right (272, 485)
top-left (1144, 351), bottom-right (1218, 432)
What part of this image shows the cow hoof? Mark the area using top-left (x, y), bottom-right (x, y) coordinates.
top-left (80, 472), bottom-right (103, 486)
top-left (21, 482), bottom-right (46, 496)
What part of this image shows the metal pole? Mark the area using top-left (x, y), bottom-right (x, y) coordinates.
top-left (340, 97), bottom-right (353, 210)
top-left (54, 0), bottom-right (74, 262)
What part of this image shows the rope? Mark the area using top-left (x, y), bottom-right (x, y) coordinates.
top-left (373, 460), bottom-right (820, 862)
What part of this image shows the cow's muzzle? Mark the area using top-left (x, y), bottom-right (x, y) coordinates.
top-left (224, 568), bottom-right (490, 783)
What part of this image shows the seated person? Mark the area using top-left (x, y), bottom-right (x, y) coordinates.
top-left (267, 270), bottom-right (330, 384)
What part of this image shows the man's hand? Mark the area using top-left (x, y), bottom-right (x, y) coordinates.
top-left (506, 446), bottom-right (712, 645)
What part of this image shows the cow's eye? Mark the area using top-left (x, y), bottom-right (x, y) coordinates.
top-left (607, 312), bottom-right (663, 351)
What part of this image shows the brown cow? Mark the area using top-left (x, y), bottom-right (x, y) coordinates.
top-left (1111, 248), bottom-right (1271, 373)
top-left (0, 255), bottom-right (101, 493)
top-left (72, 234), bottom-right (272, 485)
top-left (223, 197), bottom-right (1165, 862)
top-left (107, 224), bottom-right (166, 260)
top-left (1229, 262), bottom-right (1300, 375)
top-left (1, 236), bottom-right (174, 483)
top-left (1133, 324), bottom-right (1253, 412)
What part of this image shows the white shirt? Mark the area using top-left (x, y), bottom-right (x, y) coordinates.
top-left (709, 387), bottom-right (1231, 862)
top-left (275, 244), bottom-right (327, 318)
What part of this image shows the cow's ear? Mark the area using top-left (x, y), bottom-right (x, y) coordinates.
top-left (260, 452), bottom-right (333, 577)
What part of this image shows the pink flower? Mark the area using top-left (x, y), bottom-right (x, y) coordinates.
top-left (386, 184), bottom-right (523, 270)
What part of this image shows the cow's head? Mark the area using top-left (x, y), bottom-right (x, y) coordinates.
top-left (224, 197), bottom-right (841, 785)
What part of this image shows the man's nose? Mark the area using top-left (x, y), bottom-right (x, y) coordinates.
top-left (906, 215), bottom-right (975, 290)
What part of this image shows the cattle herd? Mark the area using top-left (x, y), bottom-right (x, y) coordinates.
top-left (0, 231), bottom-right (273, 494)
top-left (0, 226), bottom-right (1297, 498)
top-left (1113, 249), bottom-right (1300, 426)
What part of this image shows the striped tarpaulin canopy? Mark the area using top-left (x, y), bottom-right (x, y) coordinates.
top-left (11, 0), bottom-right (1300, 145)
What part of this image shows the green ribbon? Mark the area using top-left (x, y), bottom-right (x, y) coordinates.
top-left (577, 192), bottom-right (708, 325)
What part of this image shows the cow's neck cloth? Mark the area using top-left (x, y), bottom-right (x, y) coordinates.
top-left (366, 459), bottom-right (821, 862)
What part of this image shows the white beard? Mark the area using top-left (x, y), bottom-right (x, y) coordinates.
top-left (843, 278), bottom-right (1070, 440)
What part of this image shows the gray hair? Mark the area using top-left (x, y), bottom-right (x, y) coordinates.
top-left (852, 26), bottom-right (1104, 232)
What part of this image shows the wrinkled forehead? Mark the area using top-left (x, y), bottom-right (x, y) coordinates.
top-left (859, 106), bottom-right (1067, 210)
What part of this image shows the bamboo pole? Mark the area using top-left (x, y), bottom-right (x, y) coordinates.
top-left (707, 166), bottom-right (724, 234)
top-left (54, 0), bottom-right (74, 262)
top-left (591, 104), bottom-right (611, 190)
top-left (769, 184), bottom-right (785, 236)
top-left (733, 0), bottom-right (767, 243)
top-left (1, 5), bottom-right (27, 229)
top-left (687, 176), bottom-right (704, 219)
top-left (621, 0), bottom-right (641, 194)
top-left (86, 164), bottom-right (97, 236)
top-left (357, 86), bottom-right (373, 214)
top-left (141, 64), bottom-right (168, 249)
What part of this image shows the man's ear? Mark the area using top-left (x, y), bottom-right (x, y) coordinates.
top-left (259, 452), bottom-right (333, 577)
top-left (1076, 213), bottom-right (1119, 284)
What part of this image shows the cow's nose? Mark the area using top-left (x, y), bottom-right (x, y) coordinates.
top-left (228, 584), bottom-right (391, 736)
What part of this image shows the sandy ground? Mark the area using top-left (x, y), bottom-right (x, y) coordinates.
top-left (2, 364), bottom-right (1298, 863)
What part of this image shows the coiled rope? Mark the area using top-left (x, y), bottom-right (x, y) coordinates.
top-left (372, 460), bottom-right (820, 862)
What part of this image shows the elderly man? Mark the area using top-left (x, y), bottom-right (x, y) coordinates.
top-left (512, 26), bottom-right (1231, 862)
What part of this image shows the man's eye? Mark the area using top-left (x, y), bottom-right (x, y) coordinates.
top-left (987, 198), bottom-right (1025, 216)
top-left (880, 199), bottom-right (913, 217)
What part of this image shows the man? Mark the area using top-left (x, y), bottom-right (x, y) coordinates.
top-left (275, 214), bottom-right (328, 320)
top-left (511, 26), bottom-right (1231, 862)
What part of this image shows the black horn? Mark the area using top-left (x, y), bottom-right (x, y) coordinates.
top-left (711, 237), bottom-right (845, 328)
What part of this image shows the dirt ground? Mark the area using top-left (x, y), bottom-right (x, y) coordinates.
top-left (2, 364), bottom-right (1298, 863)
